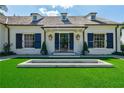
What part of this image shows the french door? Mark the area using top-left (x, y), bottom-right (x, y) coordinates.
top-left (55, 33), bottom-right (74, 52)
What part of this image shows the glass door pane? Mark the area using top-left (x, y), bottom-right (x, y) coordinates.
top-left (69, 33), bottom-right (74, 50)
top-left (55, 33), bottom-right (59, 50)
top-left (60, 33), bottom-right (68, 52)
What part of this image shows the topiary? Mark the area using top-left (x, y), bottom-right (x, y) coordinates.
top-left (82, 41), bottom-right (89, 55)
top-left (41, 41), bottom-right (48, 55)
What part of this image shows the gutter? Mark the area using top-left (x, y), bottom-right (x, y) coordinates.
top-left (42, 26), bottom-right (86, 28)
top-left (85, 24), bottom-right (123, 26)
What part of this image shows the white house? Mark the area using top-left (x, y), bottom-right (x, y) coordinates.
top-left (0, 12), bottom-right (122, 55)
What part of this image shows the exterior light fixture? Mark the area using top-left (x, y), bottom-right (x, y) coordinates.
top-left (48, 34), bottom-right (53, 40)
top-left (76, 34), bottom-right (80, 40)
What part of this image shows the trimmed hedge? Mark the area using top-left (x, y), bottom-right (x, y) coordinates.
top-left (40, 41), bottom-right (48, 55)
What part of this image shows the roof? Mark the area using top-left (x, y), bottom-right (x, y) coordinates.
top-left (0, 15), bottom-right (120, 27)
top-left (0, 15), bottom-right (7, 24)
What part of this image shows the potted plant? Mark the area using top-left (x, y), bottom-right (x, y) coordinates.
top-left (121, 44), bottom-right (124, 52)
top-left (40, 41), bottom-right (48, 55)
top-left (82, 41), bottom-right (89, 55)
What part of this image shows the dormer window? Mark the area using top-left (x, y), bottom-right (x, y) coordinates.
top-left (62, 16), bottom-right (66, 20)
top-left (61, 13), bottom-right (68, 20)
top-left (91, 15), bottom-right (96, 20)
top-left (30, 13), bottom-right (42, 22)
top-left (85, 12), bottom-right (97, 21)
top-left (33, 16), bottom-right (37, 21)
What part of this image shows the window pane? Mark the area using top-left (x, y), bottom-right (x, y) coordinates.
top-left (93, 34), bottom-right (105, 48)
top-left (24, 34), bottom-right (34, 48)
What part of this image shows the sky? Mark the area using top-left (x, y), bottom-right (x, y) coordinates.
top-left (5, 5), bottom-right (124, 23)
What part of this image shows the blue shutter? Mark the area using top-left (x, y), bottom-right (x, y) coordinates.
top-left (69, 33), bottom-right (74, 50)
top-left (107, 33), bottom-right (113, 48)
top-left (34, 33), bottom-right (41, 48)
top-left (55, 33), bottom-right (59, 50)
top-left (88, 33), bottom-right (93, 48)
top-left (16, 33), bottom-right (22, 49)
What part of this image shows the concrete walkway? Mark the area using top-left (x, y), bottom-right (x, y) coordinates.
top-left (0, 54), bottom-right (124, 62)
top-left (112, 55), bottom-right (124, 60)
top-left (0, 55), bottom-right (16, 61)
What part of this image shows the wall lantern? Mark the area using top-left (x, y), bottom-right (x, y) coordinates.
top-left (48, 34), bottom-right (53, 40)
top-left (76, 34), bottom-right (80, 40)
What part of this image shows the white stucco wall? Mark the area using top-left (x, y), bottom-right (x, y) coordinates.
top-left (85, 25), bottom-right (119, 54)
top-left (9, 26), bottom-right (44, 54)
top-left (8, 25), bottom-right (121, 55)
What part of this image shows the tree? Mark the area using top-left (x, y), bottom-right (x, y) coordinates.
top-left (0, 5), bottom-right (8, 15)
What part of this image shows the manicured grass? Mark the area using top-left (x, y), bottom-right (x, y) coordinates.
top-left (0, 57), bottom-right (124, 88)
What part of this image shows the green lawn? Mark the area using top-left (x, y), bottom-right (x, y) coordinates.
top-left (0, 57), bottom-right (124, 88)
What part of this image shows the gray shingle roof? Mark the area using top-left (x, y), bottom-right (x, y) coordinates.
top-left (0, 15), bottom-right (120, 26)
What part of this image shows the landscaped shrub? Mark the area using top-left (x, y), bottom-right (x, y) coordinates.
top-left (41, 41), bottom-right (48, 55)
top-left (0, 51), bottom-right (16, 56)
top-left (82, 41), bottom-right (89, 55)
top-left (121, 45), bottom-right (124, 52)
top-left (3, 43), bottom-right (12, 54)
top-left (0, 43), bottom-right (16, 56)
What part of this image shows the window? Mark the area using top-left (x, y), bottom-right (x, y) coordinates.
top-left (93, 34), bottom-right (105, 48)
top-left (61, 16), bottom-right (67, 20)
top-left (33, 16), bottom-right (37, 21)
top-left (24, 34), bottom-right (34, 48)
top-left (91, 15), bottom-right (95, 20)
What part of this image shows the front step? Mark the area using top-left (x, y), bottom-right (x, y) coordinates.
top-left (52, 52), bottom-right (76, 56)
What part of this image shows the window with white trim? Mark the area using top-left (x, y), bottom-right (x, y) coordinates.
top-left (93, 34), bottom-right (105, 48)
top-left (24, 34), bottom-right (34, 48)
top-left (33, 16), bottom-right (37, 21)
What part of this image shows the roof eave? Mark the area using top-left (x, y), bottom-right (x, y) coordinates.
top-left (85, 24), bottom-right (123, 26)
top-left (7, 24), bottom-right (44, 26)
top-left (42, 26), bottom-right (87, 28)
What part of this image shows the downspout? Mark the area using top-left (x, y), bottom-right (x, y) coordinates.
top-left (82, 27), bottom-right (88, 44)
top-left (115, 25), bottom-right (119, 52)
top-left (82, 26), bottom-right (88, 55)
top-left (41, 27), bottom-right (46, 42)
top-left (5, 25), bottom-right (10, 45)
top-left (4, 17), bottom-right (10, 45)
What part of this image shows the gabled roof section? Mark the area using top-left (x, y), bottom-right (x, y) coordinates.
top-left (95, 17), bottom-right (119, 24)
top-left (0, 14), bottom-right (120, 26)
top-left (6, 16), bottom-right (44, 25)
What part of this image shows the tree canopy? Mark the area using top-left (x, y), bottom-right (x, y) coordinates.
top-left (0, 5), bottom-right (8, 15)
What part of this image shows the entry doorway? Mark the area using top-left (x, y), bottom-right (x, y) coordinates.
top-left (55, 33), bottom-right (74, 52)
